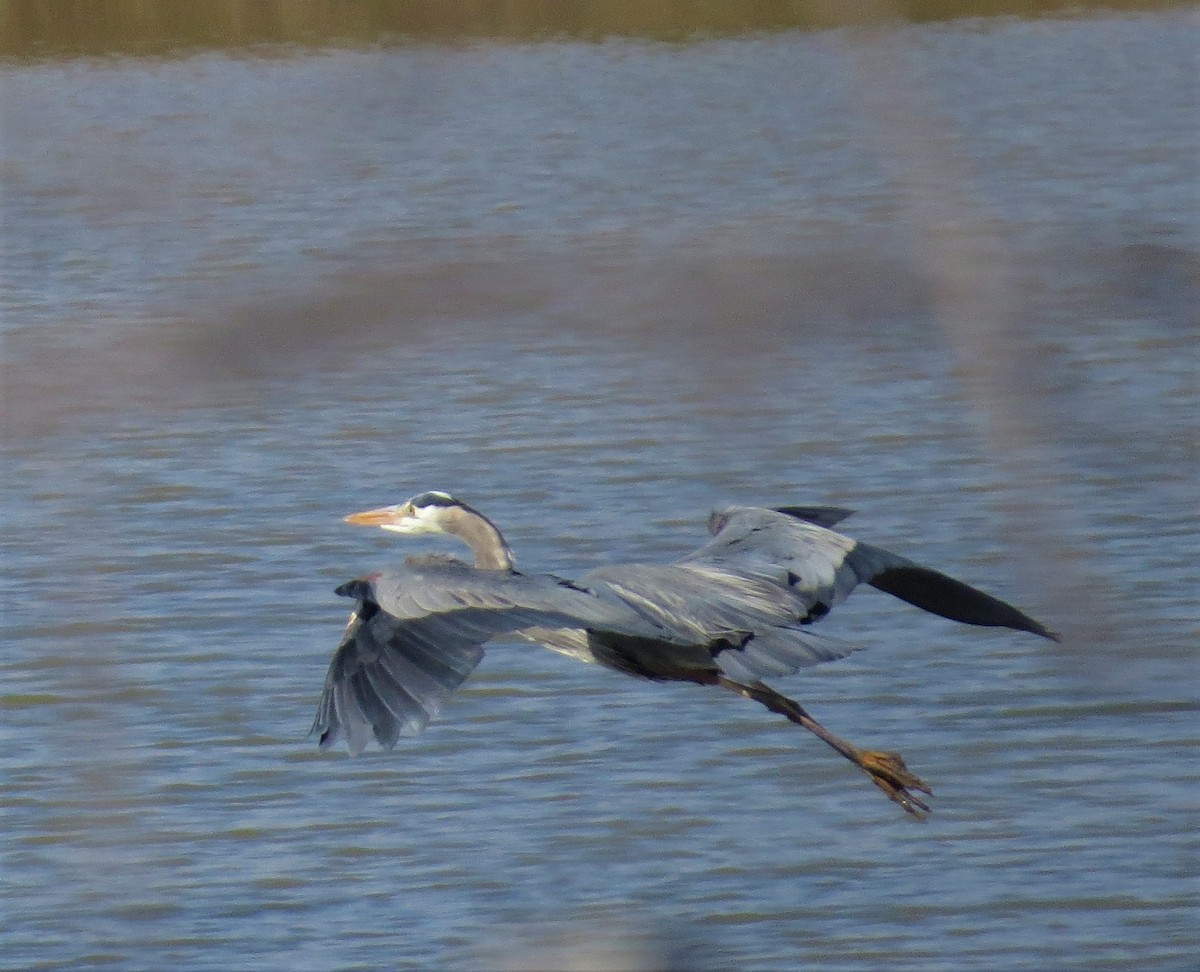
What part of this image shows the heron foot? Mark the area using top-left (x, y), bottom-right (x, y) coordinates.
top-left (857, 750), bottom-right (932, 819)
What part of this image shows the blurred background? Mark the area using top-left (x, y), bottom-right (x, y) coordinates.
top-left (2, 2), bottom-right (1197, 970)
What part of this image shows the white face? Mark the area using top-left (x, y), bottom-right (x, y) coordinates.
top-left (344, 491), bottom-right (459, 535)
top-left (379, 502), bottom-right (444, 535)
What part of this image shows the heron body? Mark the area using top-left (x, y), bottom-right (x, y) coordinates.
top-left (312, 490), bottom-right (1057, 817)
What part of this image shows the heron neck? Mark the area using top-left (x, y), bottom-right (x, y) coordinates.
top-left (452, 513), bottom-right (514, 571)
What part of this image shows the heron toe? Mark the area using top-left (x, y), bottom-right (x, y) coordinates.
top-left (858, 749), bottom-right (932, 818)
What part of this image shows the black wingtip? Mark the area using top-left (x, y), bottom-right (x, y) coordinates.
top-left (773, 505), bottom-right (856, 529)
top-left (335, 577), bottom-right (373, 600)
top-left (869, 565), bottom-right (1058, 640)
top-left (1016, 620), bottom-right (1060, 642)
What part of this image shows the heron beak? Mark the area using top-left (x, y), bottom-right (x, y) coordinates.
top-left (344, 504), bottom-right (409, 527)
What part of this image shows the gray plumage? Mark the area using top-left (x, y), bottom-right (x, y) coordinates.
top-left (312, 492), bottom-right (1057, 817)
top-left (687, 505), bottom-right (1056, 639)
top-left (312, 554), bottom-right (727, 754)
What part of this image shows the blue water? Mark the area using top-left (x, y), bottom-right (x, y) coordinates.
top-left (2, 12), bottom-right (1197, 971)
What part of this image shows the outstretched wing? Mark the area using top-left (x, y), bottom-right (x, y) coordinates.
top-left (311, 602), bottom-right (487, 754)
top-left (683, 506), bottom-right (864, 615)
top-left (686, 506), bottom-right (1057, 641)
top-left (312, 559), bottom-right (695, 754)
top-left (579, 561), bottom-right (858, 683)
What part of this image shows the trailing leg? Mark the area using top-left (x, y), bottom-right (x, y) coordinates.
top-left (716, 676), bottom-right (932, 818)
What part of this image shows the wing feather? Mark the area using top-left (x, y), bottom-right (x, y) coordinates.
top-left (683, 508), bottom-right (862, 613)
top-left (579, 562), bottom-right (856, 680)
top-left (771, 505), bottom-right (856, 528)
top-left (350, 666), bottom-right (401, 750)
top-left (714, 628), bottom-right (859, 681)
top-left (568, 505), bottom-right (1056, 684)
top-left (313, 561), bottom-right (699, 753)
top-left (861, 559), bottom-right (1058, 640)
top-left (688, 506), bottom-right (1056, 641)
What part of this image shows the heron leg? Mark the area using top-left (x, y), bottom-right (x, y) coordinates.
top-left (715, 676), bottom-right (932, 818)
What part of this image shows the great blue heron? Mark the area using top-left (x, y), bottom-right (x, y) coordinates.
top-left (312, 490), bottom-right (1057, 817)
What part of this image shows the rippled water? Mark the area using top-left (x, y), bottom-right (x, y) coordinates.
top-left (3, 12), bottom-right (1198, 971)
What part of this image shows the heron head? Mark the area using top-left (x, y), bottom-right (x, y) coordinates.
top-left (343, 490), bottom-right (463, 535)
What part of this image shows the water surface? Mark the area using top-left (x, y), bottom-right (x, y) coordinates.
top-left (2, 12), bottom-right (1198, 971)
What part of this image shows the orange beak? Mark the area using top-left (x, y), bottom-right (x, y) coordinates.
top-left (343, 504), bottom-right (408, 526)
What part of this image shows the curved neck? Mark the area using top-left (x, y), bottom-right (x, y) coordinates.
top-left (447, 507), bottom-right (514, 571)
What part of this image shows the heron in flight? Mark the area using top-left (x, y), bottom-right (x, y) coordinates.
top-left (312, 491), bottom-right (1057, 817)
